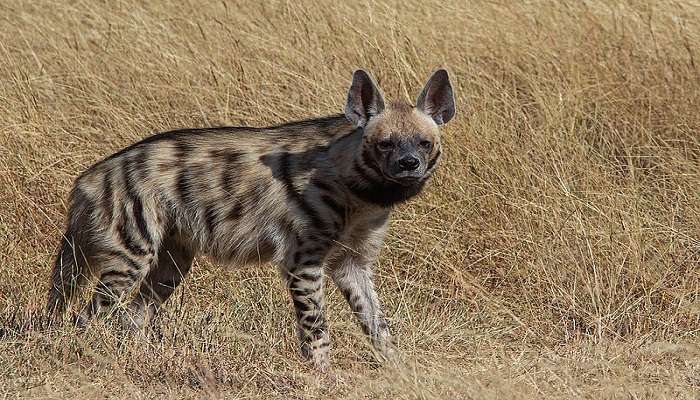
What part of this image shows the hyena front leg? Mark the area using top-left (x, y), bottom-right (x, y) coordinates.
top-left (330, 254), bottom-right (394, 360)
top-left (283, 237), bottom-right (332, 371)
top-left (329, 221), bottom-right (394, 360)
top-left (126, 236), bottom-right (194, 329)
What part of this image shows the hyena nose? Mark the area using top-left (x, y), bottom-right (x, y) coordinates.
top-left (398, 156), bottom-right (420, 171)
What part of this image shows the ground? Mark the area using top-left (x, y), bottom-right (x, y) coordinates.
top-left (0, 0), bottom-right (698, 398)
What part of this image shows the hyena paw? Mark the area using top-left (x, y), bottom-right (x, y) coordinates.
top-left (119, 311), bottom-right (148, 333)
top-left (121, 301), bottom-right (156, 332)
top-left (301, 339), bottom-right (331, 372)
top-left (373, 336), bottom-right (398, 364)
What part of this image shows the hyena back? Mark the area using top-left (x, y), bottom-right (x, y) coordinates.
top-left (48, 69), bottom-right (455, 370)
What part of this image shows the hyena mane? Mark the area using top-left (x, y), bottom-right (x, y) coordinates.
top-left (48, 69), bottom-right (456, 370)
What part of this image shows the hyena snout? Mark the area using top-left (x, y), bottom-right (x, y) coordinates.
top-left (397, 155), bottom-right (420, 171)
top-left (386, 147), bottom-right (428, 182)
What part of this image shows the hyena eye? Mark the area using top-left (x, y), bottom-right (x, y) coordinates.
top-left (377, 140), bottom-right (394, 151)
top-left (419, 140), bottom-right (433, 150)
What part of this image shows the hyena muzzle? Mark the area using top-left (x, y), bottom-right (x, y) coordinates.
top-left (47, 69), bottom-right (455, 370)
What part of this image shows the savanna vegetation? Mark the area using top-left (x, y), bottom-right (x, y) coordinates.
top-left (1, 0), bottom-right (698, 398)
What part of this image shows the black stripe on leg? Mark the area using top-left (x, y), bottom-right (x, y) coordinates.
top-left (289, 287), bottom-right (315, 296)
top-left (101, 269), bottom-right (140, 283)
top-left (360, 322), bottom-right (370, 335)
top-left (378, 319), bottom-right (388, 331)
top-left (106, 250), bottom-right (146, 273)
top-left (293, 271), bottom-right (322, 281)
top-left (292, 298), bottom-right (311, 314)
top-left (306, 296), bottom-right (321, 309)
top-left (353, 303), bottom-right (364, 314)
top-left (312, 325), bottom-right (326, 336)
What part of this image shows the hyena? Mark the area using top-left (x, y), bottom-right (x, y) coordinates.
top-left (48, 69), bottom-right (455, 369)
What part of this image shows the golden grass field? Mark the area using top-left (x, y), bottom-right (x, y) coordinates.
top-left (1, 0), bottom-right (699, 398)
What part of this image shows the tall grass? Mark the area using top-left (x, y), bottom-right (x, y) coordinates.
top-left (0, 0), bottom-right (698, 398)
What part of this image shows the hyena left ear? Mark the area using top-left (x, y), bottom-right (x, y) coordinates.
top-left (345, 69), bottom-right (385, 128)
top-left (416, 69), bottom-right (456, 125)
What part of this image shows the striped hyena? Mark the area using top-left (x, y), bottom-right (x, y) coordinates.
top-left (48, 69), bottom-right (455, 370)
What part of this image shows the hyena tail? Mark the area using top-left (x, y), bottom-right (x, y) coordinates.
top-left (47, 234), bottom-right (84, 317)
top-left (47, 184), bottom-right (95, 318)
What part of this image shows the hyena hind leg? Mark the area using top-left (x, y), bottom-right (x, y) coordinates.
top-left (126, 237), bottom-right (194, 329)
top-left (77, 251), bottom-right (153, 328)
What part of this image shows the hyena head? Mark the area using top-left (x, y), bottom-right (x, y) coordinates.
top-left (344, 69), bottom-right (455, 203)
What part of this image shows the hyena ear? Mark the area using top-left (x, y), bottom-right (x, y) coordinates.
top-left (416, 69), bottom-right (455, 125)
top-left (345, 69), bottom-right (385, 128)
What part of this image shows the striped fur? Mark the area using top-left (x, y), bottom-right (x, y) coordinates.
top-left (47, 69), bottom-right (456, 370)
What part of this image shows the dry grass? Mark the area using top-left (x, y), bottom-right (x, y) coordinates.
top-left (1, 0), bottom-right (699, 398)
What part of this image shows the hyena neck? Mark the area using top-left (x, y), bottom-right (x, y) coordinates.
top-left (346, 176), bottom-right (427, 208)
top-left (336, 129), bottom-right (428, 208)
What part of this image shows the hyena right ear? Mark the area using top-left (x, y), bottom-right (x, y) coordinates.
top-left (345, 69), bottom-right (385, 128)
top-left (416, 69), bottom-right (456, 125)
